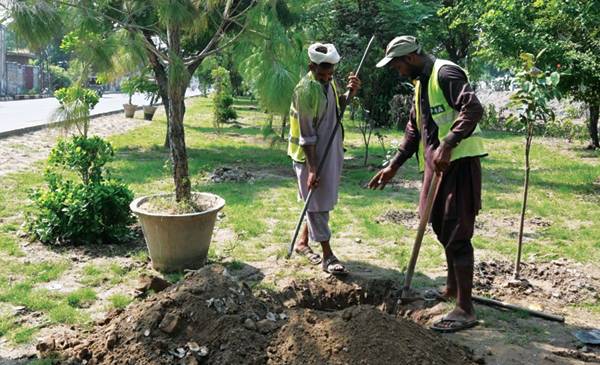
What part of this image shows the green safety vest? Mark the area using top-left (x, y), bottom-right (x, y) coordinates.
top-left (414, 59), bottom-right (486, 172)
top-left (288, 72), bottom-right (341, 163)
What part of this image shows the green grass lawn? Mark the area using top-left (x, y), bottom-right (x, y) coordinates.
top-left (0, 96), bottom-right (599, 345)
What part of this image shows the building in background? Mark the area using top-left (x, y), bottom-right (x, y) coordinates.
top-left (0, 24), bottom-right (42, 98)
top-left (0, 24), bottom-right (6, 97)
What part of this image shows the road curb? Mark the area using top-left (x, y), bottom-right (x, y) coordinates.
top-left (0, 95), bottom-right (201, 140)
top-left (0, 107), bottom-right (142, 139)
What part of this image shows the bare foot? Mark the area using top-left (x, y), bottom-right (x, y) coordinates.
top-left (439, 287), bottom-right (457, 301)
top-left (431, 307), bottom-right (478, 332)
top-left (443, 307), bottom-right (476, 323)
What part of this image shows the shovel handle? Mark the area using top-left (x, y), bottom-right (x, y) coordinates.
top-left (401, 172), bottom-right (441, 297)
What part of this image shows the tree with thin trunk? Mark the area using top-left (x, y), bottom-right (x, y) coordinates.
top-left (509, 51), bottom-right (560, 279)
top-left (353, 99), bottom-right (374, 166)
top-left (8, 0), bottom-right (257, 202)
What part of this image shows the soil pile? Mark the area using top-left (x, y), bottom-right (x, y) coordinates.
top-left (280, 275), bottom-right (402, 313)
top-left (210, 166), bottom-right (254, 183)
top-left (41, 265), bottom-right (277, 364)
top-left (475, 259), bottom-right (599, 304)
top-left (40, 265), bottom-right (477, 365)
top-left (376, 209), bottom-right (421, 230)
top-left (270, 306), bottom-right (476, 365)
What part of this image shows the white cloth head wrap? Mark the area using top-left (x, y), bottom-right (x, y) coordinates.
top-left (308, 43), bottom-right (341, 65)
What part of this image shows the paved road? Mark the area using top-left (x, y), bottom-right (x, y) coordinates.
top-left (0, 89), bottom-right (200, 135)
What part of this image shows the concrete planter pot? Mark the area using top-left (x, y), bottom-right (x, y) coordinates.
top-left (123, 103), bottom-right (137, 118)
top-left (143, 105), bottom-right (158, 121)
top-left (130, 192), bottom-right (225, 272)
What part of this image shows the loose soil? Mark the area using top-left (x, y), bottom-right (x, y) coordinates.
top-left (376, 209), bottom-right (554, 239)
top-left (209, 166), bottom-right (255, 183)
top-left (474, 259), bottom-right (600, 305)
top-left (138, 193), bottom-right (222, 215)
top-left (375, 209), bottom-right (423, 231)
top-left (39, 265), bottom-right (478, 365)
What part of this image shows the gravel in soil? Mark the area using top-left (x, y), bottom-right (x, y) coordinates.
top-left (38, 265), bottom-right (477, 365)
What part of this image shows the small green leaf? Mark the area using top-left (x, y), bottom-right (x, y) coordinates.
top-left (535, 48), bottom-right (547, 61)
top-left (550, 72), bottom-right (560, 86)
top-left (520, 52), bottom-right (535, 69)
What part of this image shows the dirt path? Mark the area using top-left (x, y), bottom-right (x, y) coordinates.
top-left (0, 113), bottom-right (153, 177)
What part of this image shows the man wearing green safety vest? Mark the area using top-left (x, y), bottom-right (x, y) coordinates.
top-left (368, 36), bottom-right (486, 332)
top-left (288, 42), bottom-right (361, 275)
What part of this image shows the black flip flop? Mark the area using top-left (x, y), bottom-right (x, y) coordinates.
top-left (295, 246), bottom-right (322, 265)
top-left (322, 255), bottom-right (348, 276)
top-left (430, 317), bottom-right (479, 333)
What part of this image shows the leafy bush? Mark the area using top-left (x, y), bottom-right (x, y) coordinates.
top-left (48, 65), bottom-right (72, 91)
top-left (26, 136), bottom-right (134, 245)
top-left (52, 85), bottom-right (100, 139)
top-left (49, 136), bottom-right (114, 184)
top-left (216, 95), bottom-right (237, 121)
top-left (54, 86), bottom-right (99, 110)
top-left (211, 66), bottom-right (237, 130)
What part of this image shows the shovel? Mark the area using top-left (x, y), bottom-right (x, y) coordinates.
top-left (399, 171), bottom-right (442, 302)
top-left (397, 173), bottom-right (565, 322)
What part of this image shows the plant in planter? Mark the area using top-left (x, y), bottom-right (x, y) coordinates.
top-left (26, 85), bottom-right (135, 245)
top-left (139, 77), bottom-right (160, 121)
top-left (120, 76), bottom-right (143, 118)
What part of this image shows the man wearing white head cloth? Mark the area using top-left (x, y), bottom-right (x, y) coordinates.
top-left (287, 42), bottom-right (361, 275)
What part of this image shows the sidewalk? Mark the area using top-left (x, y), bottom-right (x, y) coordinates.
top-left (0, 89), bottom-right (201, 138)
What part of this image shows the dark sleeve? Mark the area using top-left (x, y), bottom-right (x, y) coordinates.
top-left (438, 65), bottom-right (484, 147)
top-left (390, 105), bottom-right (420, 168)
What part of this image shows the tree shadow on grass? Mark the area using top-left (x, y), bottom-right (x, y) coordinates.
top-left (112, 143), bottom-right (290, 188)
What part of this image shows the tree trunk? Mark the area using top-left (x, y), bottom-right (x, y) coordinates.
top-left (588, 103), bottom-right (599, 149)
top-left (514, 123), bottom-right (533, 279)
top-left (169, 83), bottom-right (191, 202)
top-left (167, 25), bottom-right (191, 202)
top-left (162, 87), bottom-right (170, 149)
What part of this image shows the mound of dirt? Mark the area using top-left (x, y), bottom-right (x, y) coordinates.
top-left (39, 265), bottom-right (477, 365)
top-left (270, 306), bottom-right (476, 365)
top-left (376, 209), bottom-right (421, 230)
top-left (210, 166), bottom-right (254, 183)
top-left (280, 275), bottom-right (402, 313)
top-left (43, 265), bottom-right (275, 364)
top-left (475, 259), bottom-right (600, 304)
